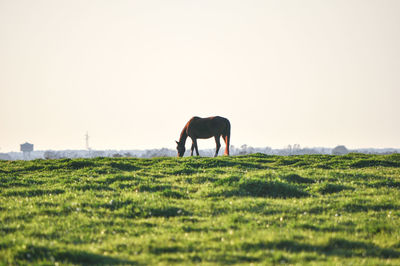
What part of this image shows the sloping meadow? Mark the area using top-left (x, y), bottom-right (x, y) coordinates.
top-left (1, 153), bottom-right (400, 264)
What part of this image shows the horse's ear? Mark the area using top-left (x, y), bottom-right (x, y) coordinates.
top-left (175, 141), bottom-right (179, 145)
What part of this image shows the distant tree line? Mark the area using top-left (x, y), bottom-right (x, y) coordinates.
top-left (1, 145), bottom-right (399, 161)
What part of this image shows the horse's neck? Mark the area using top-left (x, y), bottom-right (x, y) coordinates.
top-left (179, 127), bottom-right (188, 144)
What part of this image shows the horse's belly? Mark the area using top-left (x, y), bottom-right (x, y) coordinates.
top-left (188, 130), bottom-right (214, 139)
top-left (196, 135), bottom-right (214, 139)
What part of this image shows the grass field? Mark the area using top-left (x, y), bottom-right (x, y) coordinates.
top-left (1, 153), bottom-right (400, 265)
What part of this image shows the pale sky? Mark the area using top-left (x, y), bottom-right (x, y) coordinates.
top-left (1, 0), bottom-right (399, 152)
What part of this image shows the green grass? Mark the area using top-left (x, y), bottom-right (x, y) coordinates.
top-left (1, 153), bottom-right (400, 265)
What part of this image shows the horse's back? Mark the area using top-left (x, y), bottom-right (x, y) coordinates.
top-left (207, 116), bottom-right (230, 128)
top-left (189, 116), bottom-right (229, 127)
top-left (212, 116), bottom-right (230, 124)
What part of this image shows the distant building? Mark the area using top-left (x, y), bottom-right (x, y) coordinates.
top-left (332, 145), bottom-right (349, 155)
top-left (20, 142), bottom-right (34, 159)
top-left (20, 142), bottom-right (34, 152)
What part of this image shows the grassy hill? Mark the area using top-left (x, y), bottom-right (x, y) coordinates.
top-left (1, 154), bottom-right (400, 265)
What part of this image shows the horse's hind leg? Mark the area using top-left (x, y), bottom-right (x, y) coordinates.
top-left (214, 135), bottom-right (221, 157)
top-left (222, 133), bottom-right (230, 156)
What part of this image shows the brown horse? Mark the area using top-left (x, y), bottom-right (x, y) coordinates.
top-left (176, 116), bottom-right (231, 157)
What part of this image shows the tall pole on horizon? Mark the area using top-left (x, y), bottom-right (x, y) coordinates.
top-left (85, 132), bottom-right (90, 151)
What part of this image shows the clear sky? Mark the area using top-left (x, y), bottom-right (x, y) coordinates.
top-left (1, 0), bottom-right (399, 152)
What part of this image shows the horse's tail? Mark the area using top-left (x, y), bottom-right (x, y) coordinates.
top-left (224, 120), bottom-right (231, 156)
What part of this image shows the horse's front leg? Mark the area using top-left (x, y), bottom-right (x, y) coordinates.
top-left (214, 135), bottom-right (221, 157)
top-left (193, 138), bottom-right (200, 156)
top-left (191, 142), bottom-right (195, 156)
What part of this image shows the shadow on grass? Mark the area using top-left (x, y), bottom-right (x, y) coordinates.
top-left (149, 245), bottom-right (183, 254)
top-left (0, 226), bottom-right (18, 234)
top-left (168, 167), bottom-right (197, 175)
top-left (67, 160), bottom-right (96, 169)
top-left (4, 163), bottom-right (45, 173)
top-left (30, 231), bottom-right (61, 240)
top-left (0, 178), bottom-right (45, 189)
top-left (189, 176), bottom-right (218, 184)
top-left (108, 162), bottom-right (139, 172)
top-left (96, 174), bottom-right (139, 185)
top-left (296, 221), bottom-right (356, 233)
top-left (148, 244), bottom-right (261, 264)
top-left (242, 238), bottom-right (400, 259)
top-left (210, 254), bottom-right (261, 264)
top-left (276, 158), bottom-right (302, 166)
top-left (15, 244), bottom-right (137, 265)
top-left (185, 157), bottom-right (267, 170)
top-left (281, 174), bottom-right (315, 184)
top-left (212, 178), bottom-right (309, 198)
top-left (215, 175), bottom-right (241, 185)
top-left (342, 202), bottom-right (398, 213)
top-left (350, 159), bottom-right (400, 168)
top-left (365, 180), bottom-right (400, 189)
top-left (335, 172), bottom-right (387, 181)
top-left (123, 204), bottom-right (190, 218)
top-left (160, 189), bottom-right (187, 199)
top-left (145, 206), bottom-right (189, 218)
top-left (315, 183), bottom-right (352, 195)
top-left (73, 184), bottom-right (114, 192)
top-left (4, 189), bottom-right (65, 197)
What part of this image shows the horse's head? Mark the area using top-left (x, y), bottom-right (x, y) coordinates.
top-left (176, 141), bottom-right (185, 157)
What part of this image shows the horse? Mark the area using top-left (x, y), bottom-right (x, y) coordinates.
top-left (176, 116), bottom-right (231, 157)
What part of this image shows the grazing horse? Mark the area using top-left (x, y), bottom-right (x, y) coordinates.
top-left (176, 116), bottom-right (231, 157)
